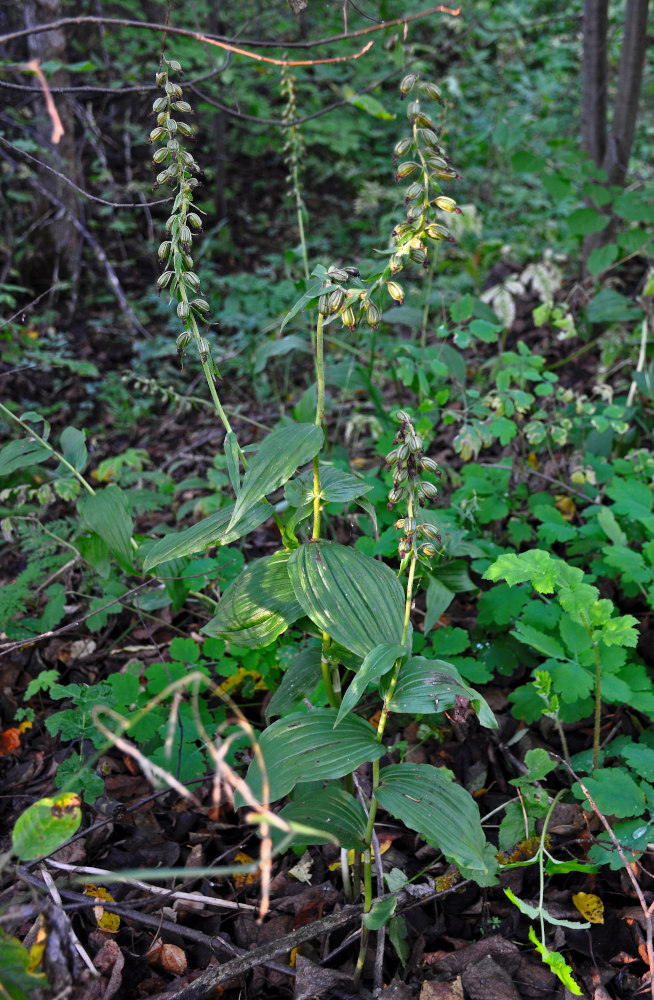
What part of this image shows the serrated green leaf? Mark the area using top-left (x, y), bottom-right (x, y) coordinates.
top-left (12, 793), bottom-right (82, 861)
top-left (202, 550), bottom-right (302, 647)
top-left (143, 501), bottom-right (270, 571)
top-left (388, 657), bottom-right (497, 729)
top-left (528, 927), bottom-right (583, 994)
top-left (279, 786), bottom-right (368, 849)
top-left (229, 423), bottom-right (323, 530)
top-left (78, 485), bottom-right (134, 567)
top-left (335, 643), bottom-right (406, 726)
top-left (242, 709), bottom-right (384, 803)
top-left (288, 541), bottom-right (405, 659)
top-left (511, 621), bottom-right (565, 659)
top-left (484, 550), bottom-right (559, 593)
top-left (376, 763), bottom-right (497, 880)
top-left (601, 614), bottom-right (639, 647)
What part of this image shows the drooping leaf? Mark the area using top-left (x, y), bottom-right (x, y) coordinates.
top-left (279, 786), bottom-right (368, 849)
top-left (60, 426), bottom-right (88, 473)
top-left (242, 709), bottom-right (384, 803)
top-left (0, 437), bottom-right (52, 476)
top-left (388, 657), bottom-right (497, 729)
top-left (362, 896), bottom-right (398, 930)
top-left (228, 423), bottom-right (324, 530)
top-left (528, 927), bottom-right (583, 995)
top-left (266, 643), bottom-right (323, 721)
top-left (505, 888), bottom-right (589, 929)
top-left (201, 550), bottom-right (302, 648)
top-left (285, 465), bottom-right (372, 507)
top-left (78, 485), bottom-right (134, 567)
top-left (335, 643), bottom-right (406, 726)
top-left (12, 793), bottom-right (82, 861)
top-left (288, 541), bottom-right (405, 659)
top-left (224, 431), bottom-right (242, 493)
top-left (143, 501), bottom-right (270, 571)
top-left (376, 763), bottom-right (498, 882)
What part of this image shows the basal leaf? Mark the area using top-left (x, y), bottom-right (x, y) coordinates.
top-left (335, 643), bottom-right (406, 726)
top-left (229, 423), bottom-right (323, 530)
top-left (376, 763), bottom-right (498, 882)
top-left (78, 485), bottom-right (134, 567)
top-left (388, 657), bottom-right (497, 729)
top-left (279, 786), bottom-right (368, 849)
top-left (142, 501), bottom-right (270, 571)
top-left (201, 550), bottom-right (302, 647)
top-left (242, 709), bottom-right (384, 803)
top-left (288, 541), bottom-right (405, 659)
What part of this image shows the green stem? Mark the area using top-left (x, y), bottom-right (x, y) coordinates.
top-left (535, 789), bottom-right (565, 946)
top-left (580, 610), bottom-right (601, 770)
top-left (0, 402), bottom-right (95, 496)
top-left (312, 312), bottom-right (326, 540)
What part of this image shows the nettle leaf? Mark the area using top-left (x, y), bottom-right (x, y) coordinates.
top-left (143, 501), bottom-right (270, 571)
top-left (606, 478), bottom-right (654, 531)
top-left (78, 485), bottom-right (134, 568)
top-left (550, 660), bottom-right (594, 703)
top-left (335, 643), bottom-right (406, 726)
top-left (573, 768), bottom-right (646, 818)
top-left (376, 763), bottom-right (498, 884)
top-left (202, 550), bottom-right (302, 648)
top-left (229, 423), bottom-right (323, 530)
top-left (279, 786), bottom-right (368, 849)
top-left (388, 657), bottom-right (497, 729)
top-left (620, 742), bottom-right (654, 782)
top-left (288, 541), bottom-right (405, 659)
top-left (511, 622), bottom-right (565, 660)
top-left (242, 709), bottom-right (384, 803)
top-left (484, 550), bottom-right (559, 593)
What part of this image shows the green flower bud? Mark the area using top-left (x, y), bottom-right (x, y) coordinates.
top-left (344, 266), bottom-right (361, 278)
top-left (417, 523), bottom-right (441, 541)
top-left (327, 266), bottom-right (349, 283)
top-left (409, 247), bottom-right (427, 265)
top-left (419, 81), bottom-right (442, 102)
top-left (341, 306), bottom-right (356, 330)
top-left (177, 122), bottom-right (193, 136)
top-left (158, 240), bottom-right (172, 259)
top-left (177, 301), bottom-right (190, 319)
top-left (425, 223), bottom-right (450, 241)
top-left (156, 72), bottom-right (167, 87)
top-left (386, 280), bottom-right (405, 304)
top-left (400, 73), bottom-right (418, 96)
top-left (420, 456), bottom-right (440, 475)
top-left (364, 302), bottom-right (381, 328)
top-left (328, 288), bottom-right (345, 312)
top-left (153, 147), bottom-right (168, 163)
top-left (390, 255), bottom-right (403, 275)
top-left (168, 60), bottom-right (182, 72)
top-left (435, 196), bottom-right (458, 213)
top-left (318, 294), bottom-right (330, 316)
top-left (157, 271), bottom-right (174, 288)
top-left (396, 410), bottom-right (412, 424)
top-left (396, 161), bottom-right (420, 180)
top-left (179, 224), bottom-right (192, 243)
top-left (173, 100), bottom-right (192, 112)
top-left (405, 181), bottom-right (424, 202)
top-left (149, 126), bottom-right (166, 141)
top-left (388, 484), bottom-right (404, 504)
top-left (421, 129), bottom-right (439, 147)
top-left (191, 298), bottom-right (210, 313)
top-left (188, 213), bottom-right (203, 229)
top-left (394, 466), bottom-right (409, 484)
top-left (416, 112), bottom-right (433, 129)
top-left (418, 481), bottom-right (439, 500)
top-left (419, 542), bottom-right (437, 559)
top-left (407, 100), bottom-right (420, 121)
top-left (393, 136), bottom-right (413, 161)
top-left (397, 442), bottom-right (410, 461)
top-left (152, 97), bottom-right (167, 113)
top-left (176, 331), bottom-right (192, 351)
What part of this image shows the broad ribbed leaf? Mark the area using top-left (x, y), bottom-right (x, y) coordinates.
top-left (242, 708), bottom-right (384, 803)
top-left (78, 485), bottom-right (134, 567)
top-left (285, 465), bottom-right (372, 507)
top-left (201, 551), bottom-right (302, 648)
top-left (266, 643), bottom-right (322, 721)
top-left (288, 541), bottom-right (405, 658)
top-left (279, 787), bottom-right (368, 849)
top-left (0, 438), bottom-right (52, 476)
top-left (143, 501), bottom-right (269, 571)
top-left (335, 643), bottom-right (406, 726)
top-left (229, 423), bottom-right (323, 530)
top-left (389, 657), bottom-right (497, 729)
top-left (376, 763), bottom-right (498, 882)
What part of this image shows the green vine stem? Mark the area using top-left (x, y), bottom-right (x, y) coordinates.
top-left (579, 609), bottom-right (602, 769)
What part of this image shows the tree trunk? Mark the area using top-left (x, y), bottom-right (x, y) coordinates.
top-left (581, 0), bottom-right (609, 167)
top-left (24, 0), bottom-right (81, 287)
top-left (604, 0), bottom-right (650, 187)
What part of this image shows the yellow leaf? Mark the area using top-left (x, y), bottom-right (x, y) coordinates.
top-left (528, 452), bottom-right (539, 470)
top-left (84, 884), bottom-right (120, 933)
top-left (572, 891), bottom-right (604, 923)
top-left (233, 851), bottom-right (260, 888)
top-left (555, 494), bottom-right (576, 521)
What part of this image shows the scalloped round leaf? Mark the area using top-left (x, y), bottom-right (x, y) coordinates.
top-left (376, 763), bottom-right (497, 881)
top-left (288, 541), bottom-right (405, 658)
top-left (241, 709), bottom-right (384, 804)
top-left (201, 550), bottom-right (302, 648)
top-left (12, 793), bottom-right (82, 861)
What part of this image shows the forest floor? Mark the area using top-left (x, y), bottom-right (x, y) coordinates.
top-left (1, 269), bottom-right (652, 1000)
